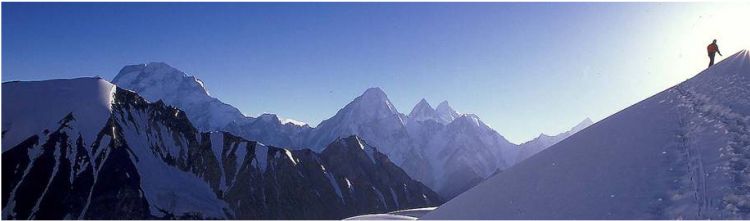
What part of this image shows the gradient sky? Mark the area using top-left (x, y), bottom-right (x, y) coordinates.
top-left (4, 2), bottom-right (750, 143)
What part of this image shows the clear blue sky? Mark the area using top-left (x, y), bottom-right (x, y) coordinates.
top-left (4, 2), bottom-right (750, 143)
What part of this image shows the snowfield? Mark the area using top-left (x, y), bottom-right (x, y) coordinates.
top-left (423, 50), bottom-right (750, 219)
top-left (345, 207), bottom-right (437, 220)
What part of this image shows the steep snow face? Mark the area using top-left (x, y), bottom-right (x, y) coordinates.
top-left (112, 62), bottom-right (247, 131)
top-left (516, 118), bottom-right (594, 162)
top-left (2, 77), bottom-right (115, 152)
top-left (424, 50), bottom-right (750, 219)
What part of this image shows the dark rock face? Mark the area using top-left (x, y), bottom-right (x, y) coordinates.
top-left (2, 86), bottom-right (441, 219)
top-left (320, 136), bottom-right (442, 216)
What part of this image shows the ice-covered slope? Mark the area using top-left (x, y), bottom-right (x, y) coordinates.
top-left (424, 50), bottom-right (750, 219)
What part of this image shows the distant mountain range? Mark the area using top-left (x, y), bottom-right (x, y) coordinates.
top-left (111, 62), bottom-right (592, 198)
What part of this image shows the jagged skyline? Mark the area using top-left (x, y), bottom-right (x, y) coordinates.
top-left (4, 2), bottom-right (749, 142)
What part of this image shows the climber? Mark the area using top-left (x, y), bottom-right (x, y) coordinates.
top-left (707, 39), bottom-right (722, 67)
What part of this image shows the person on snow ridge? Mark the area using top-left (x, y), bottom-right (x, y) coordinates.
top-left (707, 39), bottom-right (723, 67)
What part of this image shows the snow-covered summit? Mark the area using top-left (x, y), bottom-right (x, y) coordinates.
top-left (304, 87), bottom-right (409, 152)
top-left (312, 87), bottom-right (402, 133)
top-left (348, 87), bottom-right (400, 120)
top-left (424, 50), bottom-right (750, 219)
top-left (112, 62), bottom-right (247, 131)
top-left (257, 113), bottom-right (309, 127)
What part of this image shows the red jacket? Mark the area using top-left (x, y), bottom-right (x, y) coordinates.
top-left (707, 43), bottom-right (719, 54)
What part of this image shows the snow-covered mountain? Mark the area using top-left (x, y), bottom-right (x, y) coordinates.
top-left (112, 62), bottom-right (247, 131)
top-left (301, 88), bottom-right (433, 192)
top-left (109, 62), bottom-right (590, 200)
top-left (303, 88), bottom-right (423, 167)
top-left (424, 50), bottom-right (750, 219)
top-left (419, 113), bottom-right (518, 198)
top-left (1, 78), bottom-right (441, 219)
top-left (111, 62), bottom-right (309, 148)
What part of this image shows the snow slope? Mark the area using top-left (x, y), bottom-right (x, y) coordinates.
top-left (345, 207), bottom-right (437, 220)
top-left (423, 50), bottom-right (750, 219)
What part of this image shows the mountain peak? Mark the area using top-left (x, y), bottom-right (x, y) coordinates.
top-left (111, 62), bottom-right (245, 131)
top-left (435, 101), bottom-right (461, 123)
top-left (409, 98), bottom-right (440, 122)
top-left (345, 87), bottom-right (399, 117)
top-left (360, 87), bottom-right (388, 101)
top-left (112, 62), bottom-right (211, 100)
top-left (322, 135), bottom-right (379, 164)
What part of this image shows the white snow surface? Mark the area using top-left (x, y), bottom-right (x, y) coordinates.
top-left (2, 77), bottom-right (115, 152)
top-left (424, 50), bottom-right (750, 219)
top-left (344, 207), bottom-right (437, 220)
top-left (278, 115), bottom-right (308, 126)
top-left (344, 214), bottom-right (416, 220)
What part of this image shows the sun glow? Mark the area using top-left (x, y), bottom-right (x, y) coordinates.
top-left (647, 2), bottom-right (750, 89)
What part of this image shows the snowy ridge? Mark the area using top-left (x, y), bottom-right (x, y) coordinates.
top-left (424, 50), bottom-right (750, 219)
